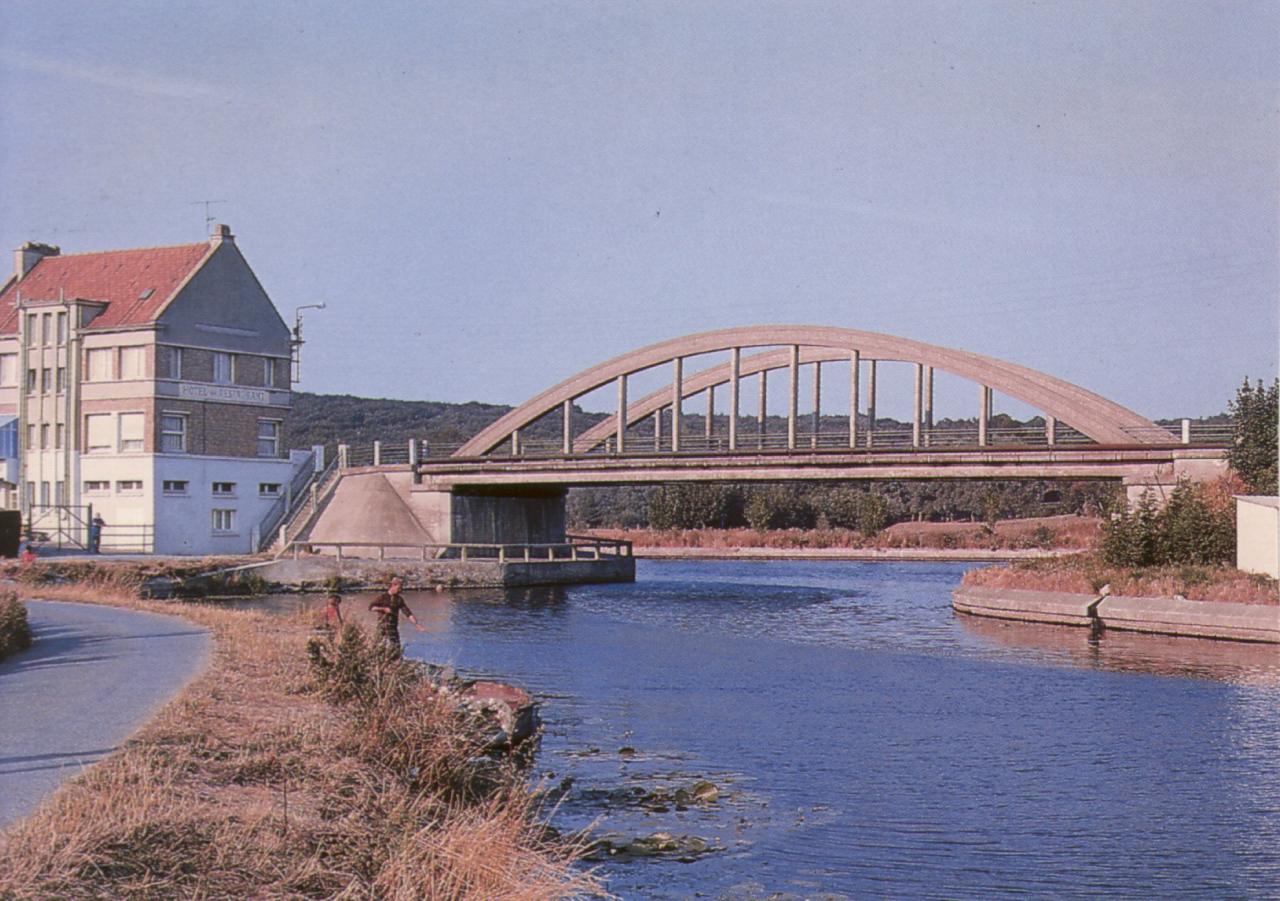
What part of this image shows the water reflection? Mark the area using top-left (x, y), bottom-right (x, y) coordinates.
top-left (957, 614), bottom-right (1280, 685)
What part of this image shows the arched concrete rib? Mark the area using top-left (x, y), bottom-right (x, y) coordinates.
top-left (454, 326), bottom-right (1163, 456)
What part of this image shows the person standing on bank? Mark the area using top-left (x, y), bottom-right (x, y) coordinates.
top-left (88, 515), bottom-right (105, 554)
top-left (368, 575), bottom-right (424, 651)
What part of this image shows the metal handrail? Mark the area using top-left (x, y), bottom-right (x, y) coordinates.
top-left (282, 535), bottom-right (633, 564)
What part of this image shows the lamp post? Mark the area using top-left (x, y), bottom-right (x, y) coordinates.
top-left (291, 303), bottom-right (327, 384)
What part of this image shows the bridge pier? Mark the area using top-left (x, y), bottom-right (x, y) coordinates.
top-left (671, 357), bottom-right (683, 452)
top-left (849, 349), bottom-right (860, 448)
top-left (811, 361), bottom-right (821, 448)
top-left (728, 347), bottom-right (740, 451)
top-left (865, 360), bottom-right (877, 448)
top-left (616, 375), bottom-right (627, 454)
top-left (788, 344), bottom-right (799, 450)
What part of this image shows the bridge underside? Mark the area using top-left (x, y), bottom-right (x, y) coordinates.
top-left (419, 446), bottom-right (1228, 490)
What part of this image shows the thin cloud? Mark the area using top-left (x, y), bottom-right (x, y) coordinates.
top-left (4, 52), bottom-right (231, 101)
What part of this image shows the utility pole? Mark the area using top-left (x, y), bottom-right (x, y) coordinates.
top-left (291, 304), bottom-right (327, 384)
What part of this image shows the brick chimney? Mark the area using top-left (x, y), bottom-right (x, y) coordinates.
top-left (12, 241), bottom-right (59, 281)
top-left (210, 223), bottom-right (235, 246)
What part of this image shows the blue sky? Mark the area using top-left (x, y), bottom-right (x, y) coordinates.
top-left (1, 1), bottom-right (1276, 423)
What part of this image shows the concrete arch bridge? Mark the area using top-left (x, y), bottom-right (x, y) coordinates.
top-left (294, 326), bottom-right (1227, 552)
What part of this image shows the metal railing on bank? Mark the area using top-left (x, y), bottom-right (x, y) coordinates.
top-left (281, 535), bottom-right (632, 564)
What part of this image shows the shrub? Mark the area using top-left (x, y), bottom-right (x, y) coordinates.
top-left (0, 592), bottom-right (32, 662)
top-left (1100, 480), bottom-right (1235, 568)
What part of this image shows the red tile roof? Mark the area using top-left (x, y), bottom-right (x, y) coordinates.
top-left (0, 241), bottom-right (213, 334)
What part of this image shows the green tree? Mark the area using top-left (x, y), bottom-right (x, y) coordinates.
top-left (1227, 377), bottom-right (1279, 494)
top-left (1156, 480), bottom-right (1235, 565)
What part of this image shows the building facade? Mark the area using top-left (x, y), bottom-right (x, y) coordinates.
top-left (0, 225), bottom-right (305, 554)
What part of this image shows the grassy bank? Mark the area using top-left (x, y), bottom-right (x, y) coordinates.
top-left (0, 584), bottom-right (596, 899)
top-left (0, 592), bottom-right (32, 662)
top-left (588, 514), bottom-right (1100, 553)
top-left (961, 554), bottom-right (1279, 605)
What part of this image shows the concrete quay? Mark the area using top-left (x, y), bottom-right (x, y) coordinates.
top-left (952, 584), bottom-right (1280, 644)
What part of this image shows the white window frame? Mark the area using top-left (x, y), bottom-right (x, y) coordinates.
top-left (83, 480), bottom-right (110, 494)
top-left (212, 508), bottom-right (236, 533)
top-left (24, 314), bottom-right (36, 347)
top-left (160, 412), bottom-right (188, 453)
top-left (118, 412), bottom-right (145, 453)
top-left (86, 348), bottom-right (113, 382)
top-left (213, 352), bottom-right (234, 385)
top-left (116, 480), bottom-right (143, 494)
top-left (162, 480), bottom-right (189, 495)
top-left (56, 312), bottom-right (67, 345)
top-left (119, 346), bottom-right (146, 380)
top-left (258, 482), bottom-right (282, 497)
top-left (256, 419), bottom-right (281, 458)
top-left (212, 481), bottom-right (237, 497)
top-left (85, 413), bottom-right (113, 454)
top-left (263, 357), bottom-right (276, 389)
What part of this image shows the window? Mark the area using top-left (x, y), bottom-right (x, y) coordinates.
top-left (119, 346), bottom-right (145, 379)
top-left (263, 358), bottom-right (276, 388)
top-left (56, 367), bottom-right (65, 393)
top-left (259, 483), bottom-right (282, 497)
top-left (54, 481), bottom-right (65, 505)
top-left (24, 481), bottom-right (33, 506)
top-left (0, 354), bottom-right (16, 386)
top-left (116, 480), bottom-right (143, 493)
top-left (213, 352), bottom-right (233, 384)
top-left (56, 312), bottom-right (67, 345)
top-left (83, 480), bottom-right (110, 493)
top-left (162, 480), bottom-right (189, 495)
top-left (26, 369), bottom-right (36, 392)
top-left (165, 346), bottom-right (183, 380)
top-left (39, 482), bottom-right (49, 506)
top-left (160, 413), bottom-right (187, 453)
top-left (212, 509), bottom-right (235, 533)
top-left (85, 414), bottom-right (113, 453)
top-left (24, 314), bottom-right (36, 347)
top-left (39, 424), bottom-right (49, 450)
top-left (40, 368), bottom-right (51, 393)
top-left (212, 482), bottom-right (236, 496)
top-left (257, 419), bottom-right (281, 457)
top-left (25, 424), bottom-right (35, 451)
top-left (118, 412), bottom-right (145, 452)
top-left (86, 348), bottom-right (113, 381)
top-left (55, 423), bottom-right (64, 449)
top-left (41, 313), bottom-right (51, 346)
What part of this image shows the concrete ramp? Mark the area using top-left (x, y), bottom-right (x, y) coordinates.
top-left (308, 471), bottom-right (434, 545)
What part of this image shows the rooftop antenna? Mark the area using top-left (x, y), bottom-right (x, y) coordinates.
top-left (188, 199), bottom-right (227, 235)
top-left (291, 303), bottom-right (327, 385)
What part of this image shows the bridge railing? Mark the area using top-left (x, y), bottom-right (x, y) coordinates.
top-left (332, 417), bottom-right (1231, 468)
top-left (281, 535), bottom-right (633, 564)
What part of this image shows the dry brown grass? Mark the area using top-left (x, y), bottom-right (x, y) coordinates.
top-left (963, 554), bottom-right (1280, 605)
top-left (0, 587), bottom-right (600, 900)
top-left (590, 515), bottom-right (1101, 552)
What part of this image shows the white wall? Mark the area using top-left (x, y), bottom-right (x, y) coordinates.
top-left (1237, 497), bottom-right (1280, 579)
top-left (153, 453), bottom-right (300, 555)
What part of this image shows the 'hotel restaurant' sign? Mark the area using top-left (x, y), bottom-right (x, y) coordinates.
top-left (178, 384), bottom-right (273, 405)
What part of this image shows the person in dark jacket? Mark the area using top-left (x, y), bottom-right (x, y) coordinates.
top-left (368, 575), bottom-right (424, 651)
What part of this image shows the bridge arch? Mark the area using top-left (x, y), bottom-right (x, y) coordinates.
top-left (454, 325), bottom-right (1164, 457)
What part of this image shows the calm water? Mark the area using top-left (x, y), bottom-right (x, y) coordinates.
top-left (269, 561), bottom-right (1280, 899)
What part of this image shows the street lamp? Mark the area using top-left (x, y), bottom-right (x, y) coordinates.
top-left (291, 303), bottom-right (327, 384)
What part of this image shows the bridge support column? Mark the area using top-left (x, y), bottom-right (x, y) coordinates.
top-left (511, 428), bottom-right (521, 455)
top-left (924, 366), bottom-right (934, 447)
top-left (373, 440), bottom-right (382, 466)
top-left (978, 385), bottom-right (991, 446)
top-left (788, 345), bottom-right (799, 450)
top-left (866, 360), bottom-right (877, 448)
top-left (758, 370), bottom-right (767, 448)
top-left (912, 363), bottom-right (923, 448)
top-left (1181, 418), bottom-right (1191, 445)
top-left (728, 347), bottom-right (740, 451)
top-left (616, 375), bottom-right (627, 454)
top-left (562, 400), bottom-right (573, 455)
top-left (1045, 416), bottom-right (1056, 446)
top-left (705, 387), bottom-right (715, 445)
top-left (811, 361), bottom-right (821, 448)
top-left (849, 350), bottom-right (860, 448)
top-left (671, 357), bottom-right (683, 452)
top-left (654, 407), bottom-right (662, 451)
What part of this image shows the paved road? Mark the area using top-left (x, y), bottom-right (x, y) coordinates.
top-left (0, 600), bottom-right (210, 828)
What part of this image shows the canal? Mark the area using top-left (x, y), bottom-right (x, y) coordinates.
top-left (290, 560), bottom-right (1280, 898)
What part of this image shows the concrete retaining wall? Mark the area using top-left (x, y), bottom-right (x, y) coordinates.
top-left (952, 584), bottom-right (1280, 644)
top-left (950, 585), bottom-right (1097, 627)
top-left (1097, 595), bottom-right (1280, 644)
top-left (246, 553), bottom-right (633, 590)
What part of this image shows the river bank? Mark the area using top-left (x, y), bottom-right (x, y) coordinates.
top-left (0, 583), bottom-right (594, 900)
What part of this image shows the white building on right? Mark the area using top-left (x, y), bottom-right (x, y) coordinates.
top-left (1235, 495), bottom-right (1280, 579)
